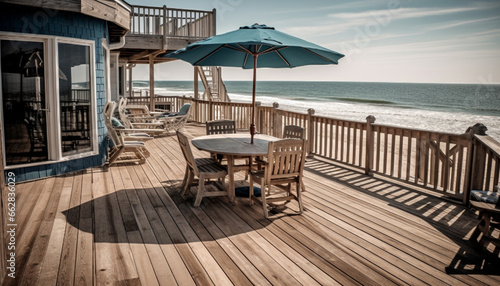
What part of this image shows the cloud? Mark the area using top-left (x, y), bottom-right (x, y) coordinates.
top-left (328, 6), bottom-right (487, 21)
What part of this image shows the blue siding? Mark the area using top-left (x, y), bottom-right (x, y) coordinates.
top-left (1, 4), bottom-right (109, 182)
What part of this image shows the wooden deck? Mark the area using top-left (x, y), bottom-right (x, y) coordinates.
top-left (5, 123), bottom-right (500, 285)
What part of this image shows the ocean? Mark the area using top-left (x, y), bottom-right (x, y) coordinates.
top-left (133, 80), bottom-right (500, 141)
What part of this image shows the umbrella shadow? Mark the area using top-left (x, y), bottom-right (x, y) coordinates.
top-left (62, 185), bottom-right (265, 244)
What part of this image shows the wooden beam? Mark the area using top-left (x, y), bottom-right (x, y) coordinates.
top-left (128, 50), bottom-right (156, 62)
top-left (128, 64), bottom-right (133, 97)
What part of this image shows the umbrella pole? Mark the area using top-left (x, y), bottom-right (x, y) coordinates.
top-left (250, 54), bottom-right (257, 144)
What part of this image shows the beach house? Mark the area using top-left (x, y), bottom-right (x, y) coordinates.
top-left (0, 0), bottom-right (219, 182)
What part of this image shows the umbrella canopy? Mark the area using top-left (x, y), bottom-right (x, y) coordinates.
top-left (165, 24), bottom-right (344, 143)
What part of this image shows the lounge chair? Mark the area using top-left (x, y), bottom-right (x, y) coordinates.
top-left (249, 139), bottom-right (306, 218)
top-left (121, 98), bottom-right (169, 121)
top-left (104, 101), bottom-right (153, 142)
top-left (117, 98), bottom-right (169, 136)
top-left (177, 131), bottom-right (228, 206)
top-left (158, 103), bottom-right (191, 133)
top-left (103, 101), bottom-right (150, 165)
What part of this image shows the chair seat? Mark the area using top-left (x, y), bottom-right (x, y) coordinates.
top-left (177, 131), bottom-right (229, 207)
top-left (250, 170), bottom-right (300, 184)
top-left (195, 158), bottom-right (227, 177)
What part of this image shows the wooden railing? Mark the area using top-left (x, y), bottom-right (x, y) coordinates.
top-left (130, 5), bottom-right (215, 39)
top-left (126, 95), bottom-right (500, 204)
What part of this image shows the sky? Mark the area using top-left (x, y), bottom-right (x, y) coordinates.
top-left (127, 0), bottom-right (500, 84)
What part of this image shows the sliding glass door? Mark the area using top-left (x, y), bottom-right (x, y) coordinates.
top-left (1, 39), bottom-right (48, 165)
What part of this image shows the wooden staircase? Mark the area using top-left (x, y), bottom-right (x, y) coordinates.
top-left (196, 66), bottom-right (230, 102)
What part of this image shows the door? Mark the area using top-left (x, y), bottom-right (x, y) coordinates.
top-left (1, 39), bottom-right (49, 166)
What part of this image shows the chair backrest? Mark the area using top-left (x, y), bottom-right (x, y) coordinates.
top-left (283, 125), bottom-right (305, 139)
top-left (104, 101), bottom-right (123, 150)
top-left (206, 119), bottom-right (236, 135)
top-left (177, 103), bottom-right (191, 116)
top-left (117, 97), bottom-right (134, 128)
top-left (176, 131), bottom-right (198, 176)
top-left (126, 104), bottom-right (150, 116)
top-left (266, 139), bottom-right (306, 180)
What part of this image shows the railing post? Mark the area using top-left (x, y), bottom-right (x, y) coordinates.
top-left (307, 108), bottom-right (315, 157)
top-left (211, 8), bottom-right (216, 36)
top-left (209, 98), bottom-right (213, 121)
top-left (272, 102), bottom-right (281, 137)
top-left (255, 101), bottom-right (262, 134)
top-left (463, 123), bottom-right (488, 205)
top-left (193, 67), bottom-right (199, 99)
top-left (162, 5), bottom-right (167, 47)
top-left (365, 115), bottom-right (376, 176)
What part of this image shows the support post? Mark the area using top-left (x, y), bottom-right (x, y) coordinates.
top-left (365, 115), bottom-right (376, 176)
top-left (307, 108), bottom-right (315, 157)
top-left (128, 64), bottom-right (133, 97)
top-left (149, 54), bottom-right (155, 111)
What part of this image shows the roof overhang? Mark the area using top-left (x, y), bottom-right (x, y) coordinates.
top-left (0, 0), bottom-right (131, 39)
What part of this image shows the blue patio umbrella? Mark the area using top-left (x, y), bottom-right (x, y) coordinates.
top-left (165, 24), bottom-right (344, 143)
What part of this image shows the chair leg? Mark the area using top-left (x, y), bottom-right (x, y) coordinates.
top-left (261, 178), bottom-right (269, 219)
top-left (194, 173), bottom-right (206, 207)
top-left (296, 181), bottom-right (304, 214)
top-left (181, 168), bottom-right (194, 197)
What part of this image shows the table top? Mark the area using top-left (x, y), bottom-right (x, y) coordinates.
top-left (470, 200), bottom-right (500, 214)
top-left (192, 133), bottom-right (280, 156)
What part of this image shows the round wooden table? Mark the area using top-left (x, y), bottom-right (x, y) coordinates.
top-left (469, 200), bottom-right (500, 250)
top-left (192, 133), bottom-right (279, 202)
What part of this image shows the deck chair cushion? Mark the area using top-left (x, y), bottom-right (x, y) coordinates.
top-left (111, 117), bottom-right (124, 128)
top-left (471, 190), bottom-right (499, 204)
top-left (161, 103), bottom-right (191, 117)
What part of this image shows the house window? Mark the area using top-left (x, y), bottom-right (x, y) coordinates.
top-left (1, 34), bottom-right (98, 168)
top-left (58, 43), bottom-right (92, 155)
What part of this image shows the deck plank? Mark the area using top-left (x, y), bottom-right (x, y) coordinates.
top-left (7, 123), bottom-right (500, 285)
top-left (37, 176), bottom-right (74, 286)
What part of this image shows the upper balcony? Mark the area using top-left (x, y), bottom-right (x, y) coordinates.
top-left (121, 5), bottom-right (216, 63)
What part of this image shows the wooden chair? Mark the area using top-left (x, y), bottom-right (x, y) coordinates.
top-left (283, 125), bottom-right (305, 140)
top-left (283, 125), bottom-right (306, 191)
top-left (249, 139), bottom-right (306, 218)
top-left (206, 119), bottom-right (251, 179)
top-left (177, 131), bottom-right (229, 206)
top-left (206, 119), bottom-right (236, 135)
top-left (206, 119), bottom-right (236, 161)
top-left (104, 101), bottom-right (150, 166)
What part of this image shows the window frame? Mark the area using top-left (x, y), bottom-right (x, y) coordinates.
top-left (0, 32), bottom-right (99, 170)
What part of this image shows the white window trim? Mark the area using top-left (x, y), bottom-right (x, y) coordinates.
top-left (0, 32), bottom-right (100, 170)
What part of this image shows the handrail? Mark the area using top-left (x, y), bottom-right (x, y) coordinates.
top-left (125, 95), bottom-right (500, 203)
top-left (129, 5), bottom-right (215, 38)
